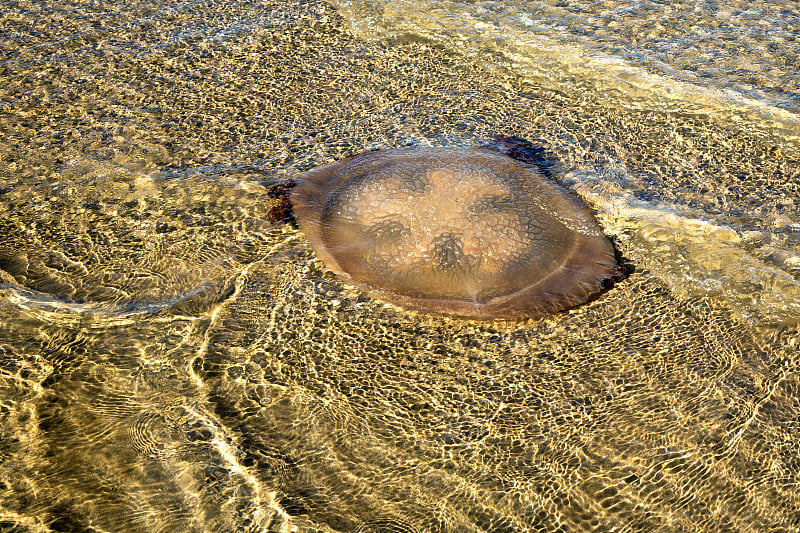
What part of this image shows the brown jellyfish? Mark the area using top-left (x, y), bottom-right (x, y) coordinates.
top-left (268, 136), bottom-right (626, 319)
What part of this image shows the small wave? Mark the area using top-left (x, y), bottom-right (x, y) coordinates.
top-left (0, 281), bottom-right (216, 327)
top-left (332, 0), bottom-right (800, 138)
top-left (568, 166), bottom-right (800, 325)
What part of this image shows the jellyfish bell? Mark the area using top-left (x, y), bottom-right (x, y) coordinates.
top-left (268, 141), bottom-right (625, 319)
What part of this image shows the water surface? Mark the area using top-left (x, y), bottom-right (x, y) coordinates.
top-left (1, 0), bottom-right (799, 531)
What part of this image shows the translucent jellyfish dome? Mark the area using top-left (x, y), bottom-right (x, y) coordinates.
top-left (271, 145), bottom-right (622, 319)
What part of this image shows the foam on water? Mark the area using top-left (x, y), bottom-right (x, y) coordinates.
top-left (566, 164), bottom-right (800, 324)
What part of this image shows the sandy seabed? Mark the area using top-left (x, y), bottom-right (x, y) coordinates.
top-left (1, 0), bottom-right (799, 530)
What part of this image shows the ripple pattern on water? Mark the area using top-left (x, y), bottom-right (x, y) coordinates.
top-left (1, 0), bottom-right (799, 530)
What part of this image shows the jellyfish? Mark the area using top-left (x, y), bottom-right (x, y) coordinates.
top-left (268, 137), bottom-right (625, 318)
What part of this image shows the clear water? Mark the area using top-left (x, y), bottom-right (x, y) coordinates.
top-left (1, 0), bottom-right (799, 531)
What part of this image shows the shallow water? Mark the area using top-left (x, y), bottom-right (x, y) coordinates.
top-left (1, 0), bottom-right (799, 531)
